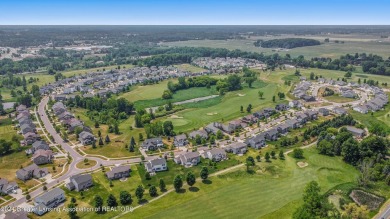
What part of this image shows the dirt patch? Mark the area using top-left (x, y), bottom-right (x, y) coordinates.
top-left (169, 115), bottom-right (183, 119)
top-left (206, 112), bottom-right (218, 116)
top-left (297, 161), bottom-right (308, 168)
top-left (349, 190), bottom-right (384, 210)
top-left (238, 93), bottom-right (246, 97)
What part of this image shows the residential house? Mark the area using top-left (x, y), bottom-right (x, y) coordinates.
top-left (301, 95), bottom-right (316, 102)
top-left (144, 158), bottom-right (167, 173)
top-left (174, 152), bottom-right (201, 166)
top-left (226, 142), bottom-right (247, 154)
top-left (16, 105), bottom-right (27, 112)
top-left (205, 122), bottom-right (222, 134)
top-left (276, 123), bottom-right (290, 135)
top-left (304, 110), bottom-right (319, 120)
top-left (0, 179), bottom-right (18, 195)
top-left (345, 126), bottom-right (365, 138)
top-left (173, 134), bottom-right (188, 147)
top-left (66, 174), bottom-right (93, 192)
top-left (32, 149), bottom-right (53, 165)
top-left (286, 119), bottom-right (301, 129)
top-left (68, 119), bottom-right (83, 132)
top-left (353, 105), bottom-right (369, 114)
top-left (188, 130), bottom-right (208, 139)
top-left (58, 111), bottom-right (74, 121)
top-left (206, 148), bottom-right (227, 162)
top-left (33, 188), bottom-right (65, 216)
top-left (26, 141), bottom-right (50, 155)
top-left (332, 107), bottom-right (348, 115)
top-left (318, 108), bottom-right (330, 116)
top-left (296, 112), bottom-right (309, 124)
top-left (142, 137), bottom-right (163, 151)
top-left (20, 123), bottom-right (36, 135)
top-left (241, 114), bottom-right (258, 124)
top-left (16, 164), bottom-right (48, 181)
top-left (264, 129), bottom-right (279, 141)
top-left (54, 95), bottom-right (67, 102)
top-left (23, 132), bottom-right (40, 145)
top-left (78, 131), bottom-right (95, 145)
top-left (289, 100), bottom-right (302, 109)
top-left (106, 166), bottom-right (131, 180)
top-left (275, 103), bottom-right (289, 111)
top-left (246, 134), bottom-right (266, 149)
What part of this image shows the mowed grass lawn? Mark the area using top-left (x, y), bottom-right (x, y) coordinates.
top-left (121, 148), bottom-right (359, 219)
top-left (323, 95), bottom-right (355, 103)
top-left (158, 80), bottom-right (286, 133)
top-left (134, 86), bottom-right (218, 109)
top-left (120, 79), bottom-right (177, 103)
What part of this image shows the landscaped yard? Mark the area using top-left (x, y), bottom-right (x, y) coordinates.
top-left (119, 147), bottom-right (360, 219)
top-left (323, 95), bottom-right (355, 103)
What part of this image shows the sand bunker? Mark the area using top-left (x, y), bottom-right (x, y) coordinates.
top-left (238, 93), bottom-right (246, 97)
top-left (206, 112), bottom-right (218, 116)
top-left (169, 115), bottom-right (183, 119)
top-left (297, 161), bottom-right (308, 168)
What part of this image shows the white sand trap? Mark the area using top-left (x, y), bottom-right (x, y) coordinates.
top-left (206, 112), bottom-right (218, 116)
top-left (169, 115), bottom-right (183, 119)
top-left (238, 93), bottom-right (246, 97)
top-left (297, 161), bottom-right (308, 168)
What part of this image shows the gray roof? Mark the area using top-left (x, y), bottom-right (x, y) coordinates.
top-left (228, 142), bottom-right (247, 149)
top-left (149, 158), bottom-right (167, 166)
top-left (209, 148), bottom-right (226, 156)
top-left (106, 166), bottom-right (131, 178)
top-left (35, 188), bottom-right (64, 203)
top-left (182, 151), bottom-right (200, 160)
top-left (70, 174), bottom-right (92, 185)
top-left (345, 126), bottom-right (365, 135)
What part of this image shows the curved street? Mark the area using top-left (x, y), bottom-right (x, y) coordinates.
top-left (5, 96), bottom-right (141, 209)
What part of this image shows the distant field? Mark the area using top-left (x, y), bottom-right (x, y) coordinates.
top-left (162, 38), bottom-right (390, 58)
top-left (122, 148), bottom-right (360, 219)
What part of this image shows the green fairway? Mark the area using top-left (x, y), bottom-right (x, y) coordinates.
top-left (120, 80), bottom-right (177, 103)
top-left (119, 147), bottom-right (360, 219)
top-left (133, 86), bottom-right (218, 109)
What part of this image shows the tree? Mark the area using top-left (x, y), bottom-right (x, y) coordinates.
top-left (94, 195), bottom-right (104, 213)
top-left (107, 194), bottom-right (118, 207)
top-left (139, 133), bottom-right (144, 141)
top-left (149, 185), bottom-right (158, 197)
top-left (200, 167), bottom-right (209, 180)
top-left (246, 156), bottom-right (255, 171)
top-left (344, 71), bottom-right (352, 78)
top-left (293, 181), bottom-right (326, 219)
top-left (120, 191), bottom-right (132, 205)
top-left (98, 137), bottom-right (104, 146)
top-left (145, 172), bottom-right (151, 180)
top-left (68, 203), bottom-right (77, 219)
top-left (310, 72), bottom-right (315, 80)
top-left (105, 135), bottom-right (110, 143)
top-left (173, 175), bottom-right (183, 192)
top-left (246, 104), bottom-right (252, 113)
top-left (163, 121), bottom-right (174, 136)
top-left (186, 172), bottom-right (196, 187)
top-left (159, 178), bottom-right (166, 192)
top-left (342, 203), bottom-right (369, 219)
top-left (258, 91), bottom-right (264, 99)
top-left (216, 130), bottom-right (224, 139)
top-left (162, 90), bottom-right (173, 99)
top-left (271, 151), bottom-right (276, 159)
top-left (341, 138), bottom-right (360, 165)
top-left (256, 155), bottom-right (261, 162)
top-left (98, 130), bottom-right (101, 137)
top-left (279, 150), bottom-right (285, 160)
top-left (135, 185), bottom-right (144, 201)
top-left (292, 148), bottom-right (304, 159)
top-left (94, 121), bottom-right (100, 128)
top-left (240, 105), bottom-right (244, 112)
top-left (265, 152), bottom-right (271, 162)
top-left (272, 95), bottom-right (276, 102)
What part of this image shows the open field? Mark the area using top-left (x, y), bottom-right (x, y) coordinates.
top-left (120, 80), bottom-right (177, 103)
top-left (119, 147), bottom-right (360, 219)
top-left (161, 37), bottom-right (390, 59)
top-left (323, 95), bottom-right (355, 103)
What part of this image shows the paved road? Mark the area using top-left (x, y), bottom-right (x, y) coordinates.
top-left (3, 97), bottom-right (141, 211)
top-left (376, 203), bottom-right (390, 219)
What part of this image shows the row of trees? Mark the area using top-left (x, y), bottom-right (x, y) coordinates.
top-left (254, 38), bottom-right (321, 49)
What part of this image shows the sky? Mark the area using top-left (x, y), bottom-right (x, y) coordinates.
top-left (0, 0), bottom-right (389, 25)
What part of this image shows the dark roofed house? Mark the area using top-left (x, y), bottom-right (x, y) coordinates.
top-left (205, 122), bottom-right (222, 134)
top-left (188, 130), bottom-right (208, 139)
top-left (304, 110), bottom-right (318, 120)
top-left (16, 164), bottom-right (48, 181)
top-left (23, 132), bottom-right (40, 145)
top-left (286, 119), bottom-right (301, 129)
top-left (289, 100), bottom-right (302, 109)
top-left (264, 128), bottom-right (279, 141)
top-left (66, 174), bottom-right (93, 192)
top-left (226, 142), bottom-right (247, 154)
top-left (33, 188), bottom-right (65, 216)
top-left (106, 165), bottom-right (131, 180)
top-left (345, 126), bottom-right (365, 138)
top-left (78, 131), bottom-right (95, 145)
top-left (20, 123), bottom-right (36, 135)
top-left (26, 140), bottom-right (50, 155)
top-left (276, 123), bottom-right (290, 134)
top-left (296, 112), bottom-right (309, 124)
top-left (301, 95), bottom-right (315, 102)
top-left (173, 134), bottom-right (188, 147)
top-left (142, 137), bottom-right (163, 151)
top-left (241, 114), bottom-right (258, 124)
top-left (32, 149), bottom-right (53, 165)
top-left (0, 179), bottom-right (18, 195)
top-left (318, 108), bottom-right (330, 116)
top-left (246, 134), bottom-right (266, 149)
top-left (275, 103), bottom-right (289, 111)
top-left (332, 107), bottom-right (348, 115)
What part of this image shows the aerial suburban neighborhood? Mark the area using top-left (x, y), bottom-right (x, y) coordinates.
top-left (0, 3), bottom-right (390, 219)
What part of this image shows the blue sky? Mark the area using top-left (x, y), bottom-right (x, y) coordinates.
top-left (0, 0), bottom-right (389, 25)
